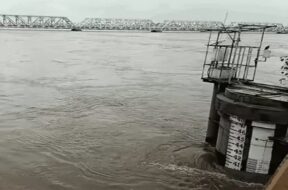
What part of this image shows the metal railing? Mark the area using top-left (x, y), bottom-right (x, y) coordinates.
top-left (202, 45), bottom-right (259, 83)
top-left (201, 25), bottom-right (274, 84)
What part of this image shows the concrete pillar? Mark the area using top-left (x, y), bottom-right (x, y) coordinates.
top-left (205, 83), bottom-right (226, 146)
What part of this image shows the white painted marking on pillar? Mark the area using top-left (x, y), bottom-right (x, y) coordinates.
top-left (246, 122), bottom-right (275, 174)
top-left (225, 115), bottom-right (247, 170)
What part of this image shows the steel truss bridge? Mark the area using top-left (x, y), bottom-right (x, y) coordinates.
top-left (161, 20), bottom-right (222, 31)
top-left (78, 19), bottom-right (283, 32)
top-left (0, 14), bottom-right (285, 32)
top-left (78, 18), bottom-right (223, 31)
top-left (0, 14), bottom-right (73, 29)
top-left (79, 18), bottom-right (154, 30)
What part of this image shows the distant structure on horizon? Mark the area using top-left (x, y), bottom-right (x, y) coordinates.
top-left (77, 18), bottom-right (285, 32)
top-left (0, 14), bottom-right (73, 29)
top-left (0, 14), bottom-right (286, 32)
top-left (77, 18), bottom-right (224, 31)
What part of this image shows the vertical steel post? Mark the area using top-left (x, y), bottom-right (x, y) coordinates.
top-left (253, 28), bottom-right (266, 81)
top-left (202, 31), bottom-right (212, 79)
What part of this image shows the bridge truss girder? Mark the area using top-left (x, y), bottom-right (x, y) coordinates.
top-left (79, 18), bottom-right (154, 30)
top-left (160, 20), bottom-right (223, 31)
top-left (79, 18), bottom-right (225, 31)
top-left (0, 14), bottom-right (74, 29)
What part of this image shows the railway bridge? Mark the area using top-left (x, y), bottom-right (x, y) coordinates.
top-left (0, 14), bottom-right (284, 32)
top-left (0, 14), bottom-right (74, 29)
top-left (78, 18), bottom-right (223, 31)
top-left (78, 18), bottom-right (154, 30)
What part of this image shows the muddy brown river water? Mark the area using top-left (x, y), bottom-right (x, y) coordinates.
top-left (0, 30), bottom-right (287, 190)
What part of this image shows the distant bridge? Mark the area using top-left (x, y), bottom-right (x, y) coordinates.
top-left (161, 20), bottom-right (223, 31)
top-left (78, 18), bottom-right (154, 30)
top-left (0, 14), bottom-right (74, 29)
top-left (0, 14), bottom-right (285, 32)
top-left (78, 18), bottom-right (223, 31)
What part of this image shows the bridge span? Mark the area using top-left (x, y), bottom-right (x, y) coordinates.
top-left (78, 18), bottom-right (154, 30)
top-left (0, 14), bottom-right (284, 32)
top-left (0, 14), bottom-right (73, 29)
top-left (78, 18), bottom-right (223, 31)
top-left (161, 20), bottom-right (223, 31)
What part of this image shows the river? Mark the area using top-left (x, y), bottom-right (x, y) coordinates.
top-left (0, 30), bottom-right (287, 190)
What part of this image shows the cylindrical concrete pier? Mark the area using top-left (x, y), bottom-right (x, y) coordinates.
top-left (200, 24), bottom-right (288, 177)
top-left (214, 84), bottom-right (288, 175)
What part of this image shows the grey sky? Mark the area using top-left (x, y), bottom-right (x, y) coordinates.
top-left (1, 0), bottom-right (287, 23)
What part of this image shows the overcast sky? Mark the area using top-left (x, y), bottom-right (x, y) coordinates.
top-left (1, 0), bottom-right (287, 23)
